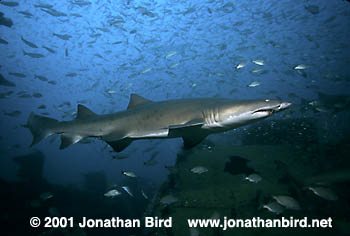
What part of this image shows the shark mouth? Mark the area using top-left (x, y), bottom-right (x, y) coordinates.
top-left (253, 108), bottom-right (276, 116)
top-left (252, 102), bottom-right (291, 116)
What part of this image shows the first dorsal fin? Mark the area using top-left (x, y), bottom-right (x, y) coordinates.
top-left (76, 104), bottom-right (96, 120)
top-left (127, 94), bottom-right (152, 109)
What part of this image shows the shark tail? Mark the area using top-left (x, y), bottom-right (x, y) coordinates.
top-left (26, 112), bottom-right (59, 147)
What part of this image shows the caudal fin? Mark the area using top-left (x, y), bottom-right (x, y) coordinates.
top-left (25, 112), bottom-right (59, 146)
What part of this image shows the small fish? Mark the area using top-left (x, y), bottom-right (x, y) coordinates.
top-left (42, 46), bottom-right (56, 54)
top-left (141, 189), bottom-right (148, 199)
top-left (53, 33), bottom-right (72, 40)
top-left (169, 62), bottom-right (180, 69)
top-left (248, 81), bottom-right (260, 87)
top-left (160, 194), bottom-right (178, 205)
top-left (165, 51), bottom-right (176, 59)
top-left (251, 68), bottom-right (263, 73)
top-left (32, 93), bottom-right (42, 98)
top-left (34, 4), bottom-right (53, 9)
top-left (252, 59), bottom-right (264, 66)
top-left (144, 158), bottom-right (157, 166)
top-left (183, 7), bottom-right (195, 15)
top-left (71, 13), bottom-right (83, 17)
top-left (89, 33), bottom-right (101, 39)
top-left (65, 72), bottom-right (78, 77)
top-left (41, 8), bottom-right (67, 17)
top-left (245, 173), bottom-right (262, 183)
top-left (0, 12), bottom-right (13, 28)
top-left (0, 38), bottom-right (8, 44)
top-left (18, 93), bottom-right (31, 98)
top-left (96, 27), bottom-right (110, 32)
top-left (294, 64), bottom-right (308, 70)
top-left (111, 154), bottom-right (128, 160)
top-left (107, 89), bottom-right (117, 94)
top-left (40, 192), bottom-right (53, 201)
top-left (308, 186), bottom-right (338, 201)
top-left (18, 10), bottom-right (33, 17)
top-left (263, 201), bottom-right (284, 215)
top-left (8, 72), bottom-right (26, 78)
top-left (272, 195), bottom-right (300, 210)
top-left (71, 0), bottom-right (92, 7)
top-left (38, 104), bottom-right (46, 109)
top-left (4, 110), bottom-right (21, 117)
top-left (141, 67), bottom-right (152, 74)
top-left (23, 50), bottom-right (44, 58)
top-left (122, 186), bottom-right (134, 197)
top-left (0, 1), bottom-right (19, 7)
top-left (104, 189), bottom-right (121, 198)
top-left (0, 91), bottom-right (13, 99)
top-left (21, 36), bottom-right (38, 48)
top-left (190, 166), bottom-right (208, 174)
top-left (236, 61), bottom-right (247, 69)
top-left (136, 6), bottom-right (155, 17)
top-left (122, 171), bottom-right (137, 178)
top-left (65, 48), bottom-right (68, 56)
top-left (35, 75), bottom-right (48, 81)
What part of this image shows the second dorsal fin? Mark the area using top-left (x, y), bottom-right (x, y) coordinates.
top-left (127, 94), bottom-right (152, 109)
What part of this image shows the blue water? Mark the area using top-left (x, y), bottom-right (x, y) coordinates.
top-left (0, 0), bottom-right (349, 235)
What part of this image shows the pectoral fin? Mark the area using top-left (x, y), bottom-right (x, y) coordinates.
top-left (182, 134), bottom-right (208, 148)
top-left (168, 119), bottom-right (207, 148)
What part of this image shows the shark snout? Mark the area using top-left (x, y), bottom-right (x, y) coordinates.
top-left (278, 102), bottom-right (292, 110)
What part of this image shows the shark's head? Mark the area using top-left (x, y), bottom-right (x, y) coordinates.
top-left (215, 99), bottom-right (291, 128)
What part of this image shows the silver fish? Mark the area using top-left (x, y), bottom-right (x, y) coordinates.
top-left (263, 201), bottom-right (284, 215)
top-left (122, 171), bottom-right (137, 178)
top-left (308, 186), bottom-right (338, 201)
top-left (190, 166), bottom-right (208, 174)
top-left (272, 195), bottom-right (300, 210)
top-left (122, 186), bottom-right (134, 197)
top-left (104, 189), bottom-right (121, 198)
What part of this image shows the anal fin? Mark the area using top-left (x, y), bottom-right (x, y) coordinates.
top-left (106, 139), bottom-right (132, 152)
top-left (60, 134), bottom-right (83, 149)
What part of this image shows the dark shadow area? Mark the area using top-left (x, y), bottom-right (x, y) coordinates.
top-left (0, 151), bottom-right (149, 236)
top-left (224, 155), bottom-right (255, 175)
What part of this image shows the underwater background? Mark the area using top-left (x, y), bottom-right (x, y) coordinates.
top-left (0, 0), bottom-right (350, 235)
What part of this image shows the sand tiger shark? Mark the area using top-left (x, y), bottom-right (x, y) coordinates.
top-left (26, 94), bottom-right (291, 152)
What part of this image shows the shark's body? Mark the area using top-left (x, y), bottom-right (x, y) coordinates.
top-left (26, 94), bottom-right (291, 152)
